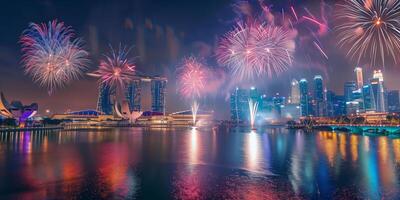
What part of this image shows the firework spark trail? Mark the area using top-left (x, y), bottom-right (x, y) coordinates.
top-left (335, 0), bottom-right (400, 66)
top-left (248, 98), bottom-right (259, 130)
top-left (216, 21), bottom-right (295, 82)
top-left (313, 41), bottom-right (328, 60)
top-left (20, 20), bottom-right (89, 94)
top-left (191, 101), bottom-right (199, 126)
top-left (291, 6), bottom-right (299, 21)
top-left (303, 16), bottom-right (327, 28)
top-left (89, 46), bottom-right (136, 91)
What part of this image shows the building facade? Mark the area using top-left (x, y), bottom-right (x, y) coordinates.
top-left (151, 78), bottom-right (167, 114)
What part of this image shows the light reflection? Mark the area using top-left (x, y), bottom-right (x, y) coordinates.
top-left (378, 137), bottom-right (397, 188)
top-left (393, 139), bottom-right (400, 164)
top-left (339, 134), bottom-right (346, 159)
top-left (189, 128), bottom-right (199, 166)
top-left (350, 135), bottom-right (359, 162)
top-left (318, 132), bottom-right (338, 166)
top-left (244, 131), bottom-right (261, 172)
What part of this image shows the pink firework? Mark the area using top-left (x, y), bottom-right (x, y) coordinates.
top-left (216, 21), bottom-right (295, 81)
top-left (20, 20), bottom-right (89, 94)
top-left (89, 46), bottom-right (136, 91)
top-left (177, 57), bottom-right (208, 99)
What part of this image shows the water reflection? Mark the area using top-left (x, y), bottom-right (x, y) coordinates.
top-left (0, 129), bottom-right (399, 199)
top-left (244, 131), bottom-right (262, 172)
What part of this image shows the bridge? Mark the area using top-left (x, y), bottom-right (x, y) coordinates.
top-left (312, 124), bottom-right (400, 134)
top-left (297, 115), bottom-right (400, 135)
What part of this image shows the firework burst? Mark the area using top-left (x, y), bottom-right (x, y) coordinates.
top-left (216, 21), bottom-right (295, 82)
top-left (177, 57), bottom-right (208, 99)
top-left (20, 20), bottom-right (89, 94)
top-left (335, 0), bottom-right (400, 66)
top-left (89, 46), bottom-right (136, 91)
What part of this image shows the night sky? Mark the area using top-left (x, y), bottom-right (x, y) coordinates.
top-left (1, 0), bottom-right (400, 119)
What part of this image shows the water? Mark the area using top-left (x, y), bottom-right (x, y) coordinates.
top-left (0, 127), bottom-right (399, 199)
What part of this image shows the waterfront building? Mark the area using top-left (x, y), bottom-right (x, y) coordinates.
top-left (126, 80), bottom-right (141, 112)
top-left (281, 104), bottom-right (301, 120)
top-left (344, 81), bottom-right (357, 102)
top-left (151, 77), bottom-right (167, 114)
top-left (326, 91), bottom-right (346, 117)
top-left (352, 89), bottom-right (364, 112)
top-left (370, 76), bottom-right (386, 112)
top-left (290, 79), bottom-right (300, 104)
top-left (313, 75), bottom-right (325, 116)
top-left (0, 92), bottom-right (38, 124)
top-left (354, 67), bottom-right (364, 89)
top-left (230, 88), bottom-right (249, 123)
top-left (299, 79), bottom-right (310, 116)
top-left (362, 85), bottom-right (375, 111)
top-left (346, 101), bottom-right (360, 115)
top-left (388, 90), bottom-right (400, 113)
top-left (97, 83), bottom-right (113, 115)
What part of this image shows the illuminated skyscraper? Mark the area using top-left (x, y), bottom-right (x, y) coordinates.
top-left (354, 67), bottom-right (364, 89)
top-left (373, 70), bottom-right (384, 82)
top-left (290, 79), bottom-right (300, 104)
top-left (97, 83), bottom-right (113, 115)
top-left (151, 77), bottom-right (167, 114)
top-left (388, 90), bottom-right (400, 113)
top-left (125, 80), bottom-right (141, 112)
top-left (344, 81), bottom-right (357, 102)
top-left (299, 79), bottom-right (309, 116)
top-left (313, 75), bottom-right (325, 116)
top-left (230, 87), bottom-right (249, 123)
top-left (371, 70), bottom-right (386, 112)
top-left (363, 85), bottom-right (375, 111)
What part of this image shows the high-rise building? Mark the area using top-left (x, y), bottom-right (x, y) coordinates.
top-left (97, 83), bottom-right (113, 115)
top-left (326, 91), bottom-right (346, 117)
top-left (344, 81), bottom-right (357, 102)
top-left (362, 85), bottom-right (375, 111)
top-left (151, 77), bottom-right (167, 114)
top-left (299, 79), bottom-right (309, 116)
top-left (373, 70), bottom-right (384, 82)
top-left (354, 67), bottom-right (364, 89)
top-left (125, 80), bottom-right (141, 112)
top-left (290, 79), bottom-right (300, 104)
top-left (388, 90), bottom-right (400, 113)
top-left (230, 88), bottom-right (249, 123)
top-left (313, 75), bottom-right (325, 116)
top-left (370, 76), bottom-right (386, 112)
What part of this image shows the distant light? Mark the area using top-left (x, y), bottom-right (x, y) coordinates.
top-left (251, 87), bottom-right (255, 90)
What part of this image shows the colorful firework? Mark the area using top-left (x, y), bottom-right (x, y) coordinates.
top-left (177, 57), bottom-right (208, 99)
top-left (20, 20), bottom-right (89, 94)
top-left (216, 21), bottom-right (295, 81)
top-left (89, 46), bottom-right (136, 91)
top-left (335, 0), bottom-right (400, 66)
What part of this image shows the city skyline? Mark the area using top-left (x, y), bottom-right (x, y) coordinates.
top-left (2, 0), bottom-right (400, 119)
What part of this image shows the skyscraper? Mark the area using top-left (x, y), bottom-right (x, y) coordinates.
top-left (373, 70), bottom-right (384, 82)
top-left (354, 67), bottom-right (364, 89)
top-left (388, 90), bottom-right (400, 113)
top-left (299, 79), bottom-right (309, 116)
top-left (230, 88), bottom-right (249, 123)
top-left (313, 75), bottom-right (325, 116)
top-left (97, 83), bottom-right (113, 115)
top-left (326, 91), bottom-right (346, 117)
top-left (371, 70), bottom-right (386, 112)
top-left (151, 77), bottom-right (167, 114)
top-left (362, 85), bottom-right (375, 111)
top-left (126, 80), bottom-right (141, 112)
top-left (344, 81), bottom-right (357, 102)
top-left (290, 79), bottom-right (300, 104)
